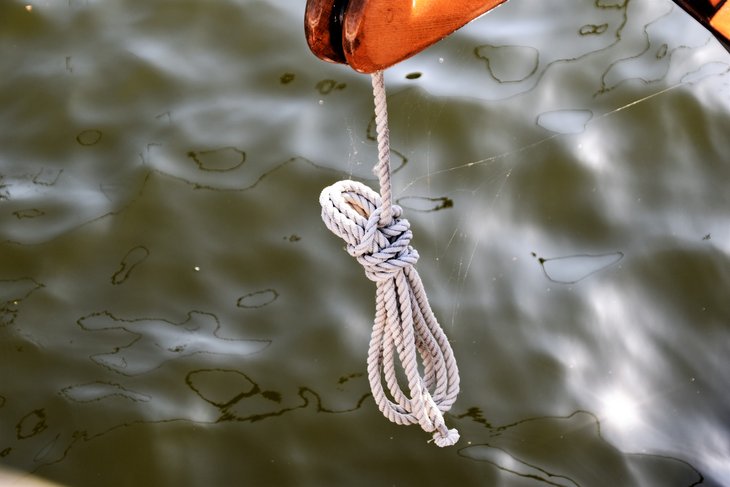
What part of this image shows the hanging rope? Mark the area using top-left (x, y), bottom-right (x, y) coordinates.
top-left (319, 71), bottom-right (460, 447)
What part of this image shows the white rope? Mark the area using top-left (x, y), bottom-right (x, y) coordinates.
top-left (319, 71), bottom-right (460, 447)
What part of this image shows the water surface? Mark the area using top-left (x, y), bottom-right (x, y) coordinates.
top-left (1, 0), bottom-right (729, 485)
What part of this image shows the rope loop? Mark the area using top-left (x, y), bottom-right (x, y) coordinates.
top-left (319, 71), bottom-right (460, 447)
top-left (320, 180), bottom-right (418, 282)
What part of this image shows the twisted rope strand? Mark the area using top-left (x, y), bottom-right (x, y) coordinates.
top-left (319, 70), bottom-right (460, 447)
top-left (371, 71), bottom-right (393, 227)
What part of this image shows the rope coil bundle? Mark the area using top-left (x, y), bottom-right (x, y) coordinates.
top-left (319, 71), bottom-right (460, 447)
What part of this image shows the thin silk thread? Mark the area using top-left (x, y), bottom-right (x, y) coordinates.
top-left (319, 70), bottom-right (460, 447)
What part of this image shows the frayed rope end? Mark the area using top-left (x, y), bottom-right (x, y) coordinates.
top-left (432, 428), bottom-right (460, 448)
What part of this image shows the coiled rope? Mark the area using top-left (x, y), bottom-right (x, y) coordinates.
top-left (319, 71), bottom-right (460, 447)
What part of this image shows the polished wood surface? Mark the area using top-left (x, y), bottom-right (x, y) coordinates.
top-left (305, 0), bottom-right (343, 65)
top-left (710, 2), bottom-right (730, 44)
top-left (673, 0), bottom-right (730, 51)
top-left (305, 0), bottom-right (729, 74)
top-left (343, 0), bottom-right (507, 72)
top-left (305, 0), bottom-right (507, 73)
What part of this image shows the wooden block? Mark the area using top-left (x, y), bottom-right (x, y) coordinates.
top-left (305, 0), bottom-right (507, 72)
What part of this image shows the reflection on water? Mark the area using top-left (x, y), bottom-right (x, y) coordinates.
top-left (457, 409), bottom-right (704, 486)
top-left (76, 310), bottom-right (271, 375)
top-left (533, 251), bottom-right (625, 284)
top-left (1, 0), bottom-right (729, 485)
top-left (537, 109), bottom-right (594, 135)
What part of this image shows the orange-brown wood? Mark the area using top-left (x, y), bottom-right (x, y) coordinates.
top-left (305, 0), bottom-right (344, 64)
top-left (673, 0), bottom-right (730, 52)
top-left (305, 0), bottom-right (507, 72)
top-left (307, 0), bottom-right (729, 72)
top-left (710, 2), bottom-right (730, 42)
top-left (343, 0), bottom-right (507, 72)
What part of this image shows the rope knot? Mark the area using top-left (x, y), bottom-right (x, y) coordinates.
top-left (318, 70), bottom-right (459, 447)
top-left (320, 180), bottom-right (419, 282)
top-left (320, 177), bottom-right (460, 447)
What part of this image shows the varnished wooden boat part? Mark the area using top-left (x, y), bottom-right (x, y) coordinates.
top-left (342, 0), bottom-right (507, 72)
top-left (305, 0), bottom-right (345, 64)
top-left (709, 2), bottom-right (730, 48)
top-left (305, 0), bottom-right (729, 74)
top-left (673, 0), bottom-right (730, 51)
top-left (305, 0), bottom-right (507, 73)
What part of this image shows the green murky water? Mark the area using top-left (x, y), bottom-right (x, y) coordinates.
top-left (1, 0), bottom-right (729, 485)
